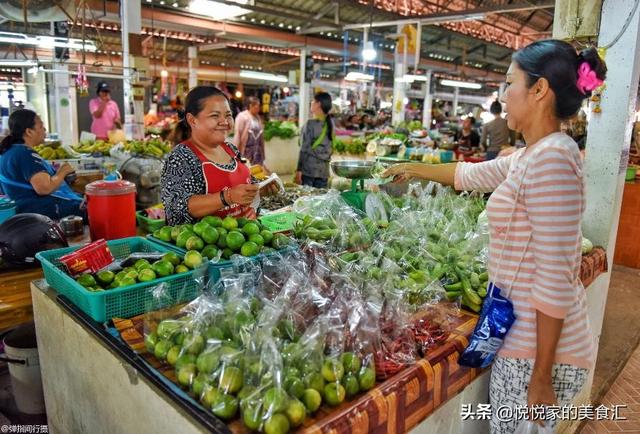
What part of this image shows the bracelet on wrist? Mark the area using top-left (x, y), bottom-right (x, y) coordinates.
top-left (220, 190), bottom-right (230, 207)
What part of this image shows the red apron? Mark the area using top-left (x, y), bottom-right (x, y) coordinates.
top-left (184, 141), bottom-right (256, 219)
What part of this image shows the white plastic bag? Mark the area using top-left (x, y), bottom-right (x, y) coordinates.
top-left (514, 421), bottom-right (554, 434)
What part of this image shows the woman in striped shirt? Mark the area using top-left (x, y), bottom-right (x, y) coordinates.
top-left (383, 40), bottom-right (606, 433)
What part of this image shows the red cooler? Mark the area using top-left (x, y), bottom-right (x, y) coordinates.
top-left (85, 180), bottom-right (137, 241)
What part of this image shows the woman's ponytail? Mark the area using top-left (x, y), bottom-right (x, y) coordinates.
top-left (0, 109), bottom-right (36, 154)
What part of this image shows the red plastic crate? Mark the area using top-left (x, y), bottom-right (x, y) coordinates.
top-left (58, 239), bottom-right (114, 276)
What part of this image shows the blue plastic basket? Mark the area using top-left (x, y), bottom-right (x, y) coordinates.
top-left (36, 237), bottom-right (203, 323)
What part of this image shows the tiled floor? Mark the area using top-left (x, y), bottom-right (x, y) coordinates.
top-left (580, 344), bottom-right (640, 433)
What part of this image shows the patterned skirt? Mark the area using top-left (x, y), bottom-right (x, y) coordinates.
top-left (489, 356), bottom-right (588, 433)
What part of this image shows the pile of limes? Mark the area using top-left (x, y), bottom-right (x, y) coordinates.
top-left (74, 251), bottom-right (203, 291)
top-left (146, 312), bottom-right (377, 433)
top-left (153, 216), bottom-right (292, 261)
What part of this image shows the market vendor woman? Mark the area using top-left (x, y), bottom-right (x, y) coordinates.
top-left (161, 86), bottom-right (277, 226)
top-left (0, 109), bottom-right (83, 219)
top-left (295, 92), bottom-right (334, 188)
top-left (383, 40), bottom-right (606, 433)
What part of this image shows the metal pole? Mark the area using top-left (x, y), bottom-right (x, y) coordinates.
top-left (188, 46), bottom-right (198, 89)
top-left (298, 47), bottom-right (309, 126)
top-left (422, 70), bottom-right (432, 128)
top-left (452, 86), bottom-right (459, 117)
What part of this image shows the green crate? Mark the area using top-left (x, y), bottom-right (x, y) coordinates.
top-left (36, 237), bottom-right (202, 323)
top-left (258, 212), bottom-right (300, 233)
top-left (146, 235), bottom-right (299, 283)
top-left (136, 211), bottom-right (166, 233)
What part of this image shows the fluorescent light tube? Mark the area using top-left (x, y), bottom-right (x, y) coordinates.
top-left (188, 0), bottom-right (251, 20)
top-left (345, 71), bottom-right (374, 81)
top-left (440, 79), bottom-right (482, 89)
top-left (0, 32), bottom-right (96, 52)
top-left (239, 70), bottom-right (288, 83)
top-left (0, 59), bottom-right (37, 67)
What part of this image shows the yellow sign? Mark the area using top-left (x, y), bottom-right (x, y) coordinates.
top-left (396, 25), bottom-right (418, 55)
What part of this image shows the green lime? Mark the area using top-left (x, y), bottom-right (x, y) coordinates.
top-left (202, 386), bottom-right (220, 407)
top-left (302, 388), bottom-right (322, 413)
top-left (357, 366), bottom-right (376, 391)
top-left (186, 235), bottom-right (204, 251)
top-left (133, 259), bottom-right (151, 271)
top-left (201, 245), bottom-right (219, 260)
top-left (285, 399), bottom-right (306, 427)
top-left (173, 332), bottom-right (185, 346)
top-left (222, 248), bottom-right (234, 260)
top-left (77, 274), bottom-right (96, 288)
top-left (216, 227), bottom-right (228, 238)
top-left (205, 325), bottom-right (225, 340)
top-left (286, 378), bottom-right (305, 400)
top-left (304, 372), bottom-right (325, 394)
top-left (184, 250), bottom-right (204, 269)
top-left (118, 276), bottom-right (136, 287)
top-left (248, 234), bottom-right (265, 247)
top-left (226, 231), bottom-right (246, 252)
top-left (240, 241), bottom-right (260, 257)
top-left (264, 413), bottom-right (290, 434)
top-left (243, 222), bottom-right (260, 236)
top-left (176, 230), bottom-right (194, 248)
top-left (166, 345), bottom-right (181, 366)
top-left (261, 246), bottom-right (276, 254)
top-left (201, 226), bottom-right (219, 244)
top-left (124, 269), bottom-right (138, 280)
top-left (177, 363), bottom-right (197, 388)
top-left (182, 224), bottom-right (194, 232)
top-left (95, 270), bottom-right (115, 285)
top-left (157, 226), bottom-right (173, 242)
top-left (237, 217), bottom-right (250, 228)
top-left (193, 221), bottom-right (210, 237)
top-left (183, 334), bottom-right (205, 356)
top-left (263, 387), bottom-right (289, 414)
top-left (321, 358), bottom-right (345, 383)
top-left (218, 366), bottom-right (243, 394)
top-left (196, 351), bottom-right (220, 374)
top-left (175, 264), bottom-right (189, 273)
top-left (342, 373), bottom-right (360, 398)
top-left (170, 225), bottom-right (182, 241)
top-left (323, 382), bottom-right (346, 406)
top-left (192, 372), bottom-right (210, 398)
top-left (202, 216), bottom-right (223, 227)
top-left (175, 353), bottom-right (197, 371)
top-left (154, 339), bottom-right (172, 360)
top-left (144, 332), bottom-right (158, 353)
top-left (217, 234), bottom-right (228, 249)
top-left (153, 260), bottom-right (174, 277)
top-left (260, 230), bottom-right (274, 245)
top-left (341, 352), bottom-right (362, 374)
top-left (162, 252), bottom-right (182, 266)
top-left (212, 393), bottom-right (238, 420)
top-left (242, 404), bottom-right (264, 431)
top-left (138, 268), bottom-right (157, 282)
top-left (222, 216), bottom-right (239, 231)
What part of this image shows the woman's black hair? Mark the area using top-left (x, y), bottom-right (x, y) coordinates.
top-left (0, 109), bottom-right (37, 154)
top-left (512, 40), bottom-right (607, 120)
top-left (314, 92), bottom-right (334, 140)
top-left (169, 86), bottom-right (230, 145)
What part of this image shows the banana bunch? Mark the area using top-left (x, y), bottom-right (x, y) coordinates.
top-left (123, 138), bottom-right (171, 158)
top-left (34, 144), bottom-right (70, 160)
top-left (72, 140), bottom-right (113, 155)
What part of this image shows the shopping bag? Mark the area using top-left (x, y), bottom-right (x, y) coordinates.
top-left (458, 282), bottom-right (516, 368)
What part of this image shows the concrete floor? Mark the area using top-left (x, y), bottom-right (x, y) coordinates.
top-left (590, 265), bottom-right (640, 405)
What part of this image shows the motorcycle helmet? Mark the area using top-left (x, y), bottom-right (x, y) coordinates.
top-left (0, 213), bottom-right (68, 269)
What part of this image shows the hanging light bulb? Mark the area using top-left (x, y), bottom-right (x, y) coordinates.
top-left (160, 69), bottom-right (169, 78)
top-left (362, 41), bottom-right (377, 61)
top-left (235, 90), bottom-right (243, 98)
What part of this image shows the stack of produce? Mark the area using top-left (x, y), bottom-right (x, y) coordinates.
top-left (72, 139), bottom-right (113, 156)
top-left (264, 121), bottom-right (298, 142)
top-left (152, 215), bottom-right (293, 260)
top-left (122, 137), bottom-right (172, 158)
top-left (34, 142), bottom-right (70, 160)
top-left (259, 184), bottom-right (328, 212)
top-left (74, 251), bottom-right (203, 292)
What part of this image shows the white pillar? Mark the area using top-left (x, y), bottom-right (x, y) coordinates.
top-left (452, 87), bottom-right (460, 117)
top-left (188, 46), bottom-right (198, 89)
top-left (25, 69), bottom-right (49, 131)
top-left (422, 70), bottom-right (433, 128)
top-left (565, 2), bottom-right (640, 431)
top-left (121, 0), bottom-right (141, 139)
top-left (298, 47), bottom-right (309, 126)
top-left (51, 65), bottom-right (77, 146)
top-left (498, 82), bottom-right (506, 101)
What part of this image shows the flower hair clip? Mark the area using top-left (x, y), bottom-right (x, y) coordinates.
top-left (576, 62), bottom-right (604, 94)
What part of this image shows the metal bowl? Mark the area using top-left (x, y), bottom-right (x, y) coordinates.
top-left (330, 160), bottom-right (376, 179)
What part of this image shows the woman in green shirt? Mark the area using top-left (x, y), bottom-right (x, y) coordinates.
top-left (295, 92), bottom-right (334, 188)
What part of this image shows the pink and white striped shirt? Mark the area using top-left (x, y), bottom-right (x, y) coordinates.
top-left (455, 132), bottom-right (593, 369)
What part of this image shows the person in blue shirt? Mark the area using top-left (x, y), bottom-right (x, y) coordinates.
top-left (0, 109), bottom-right (83, 219)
